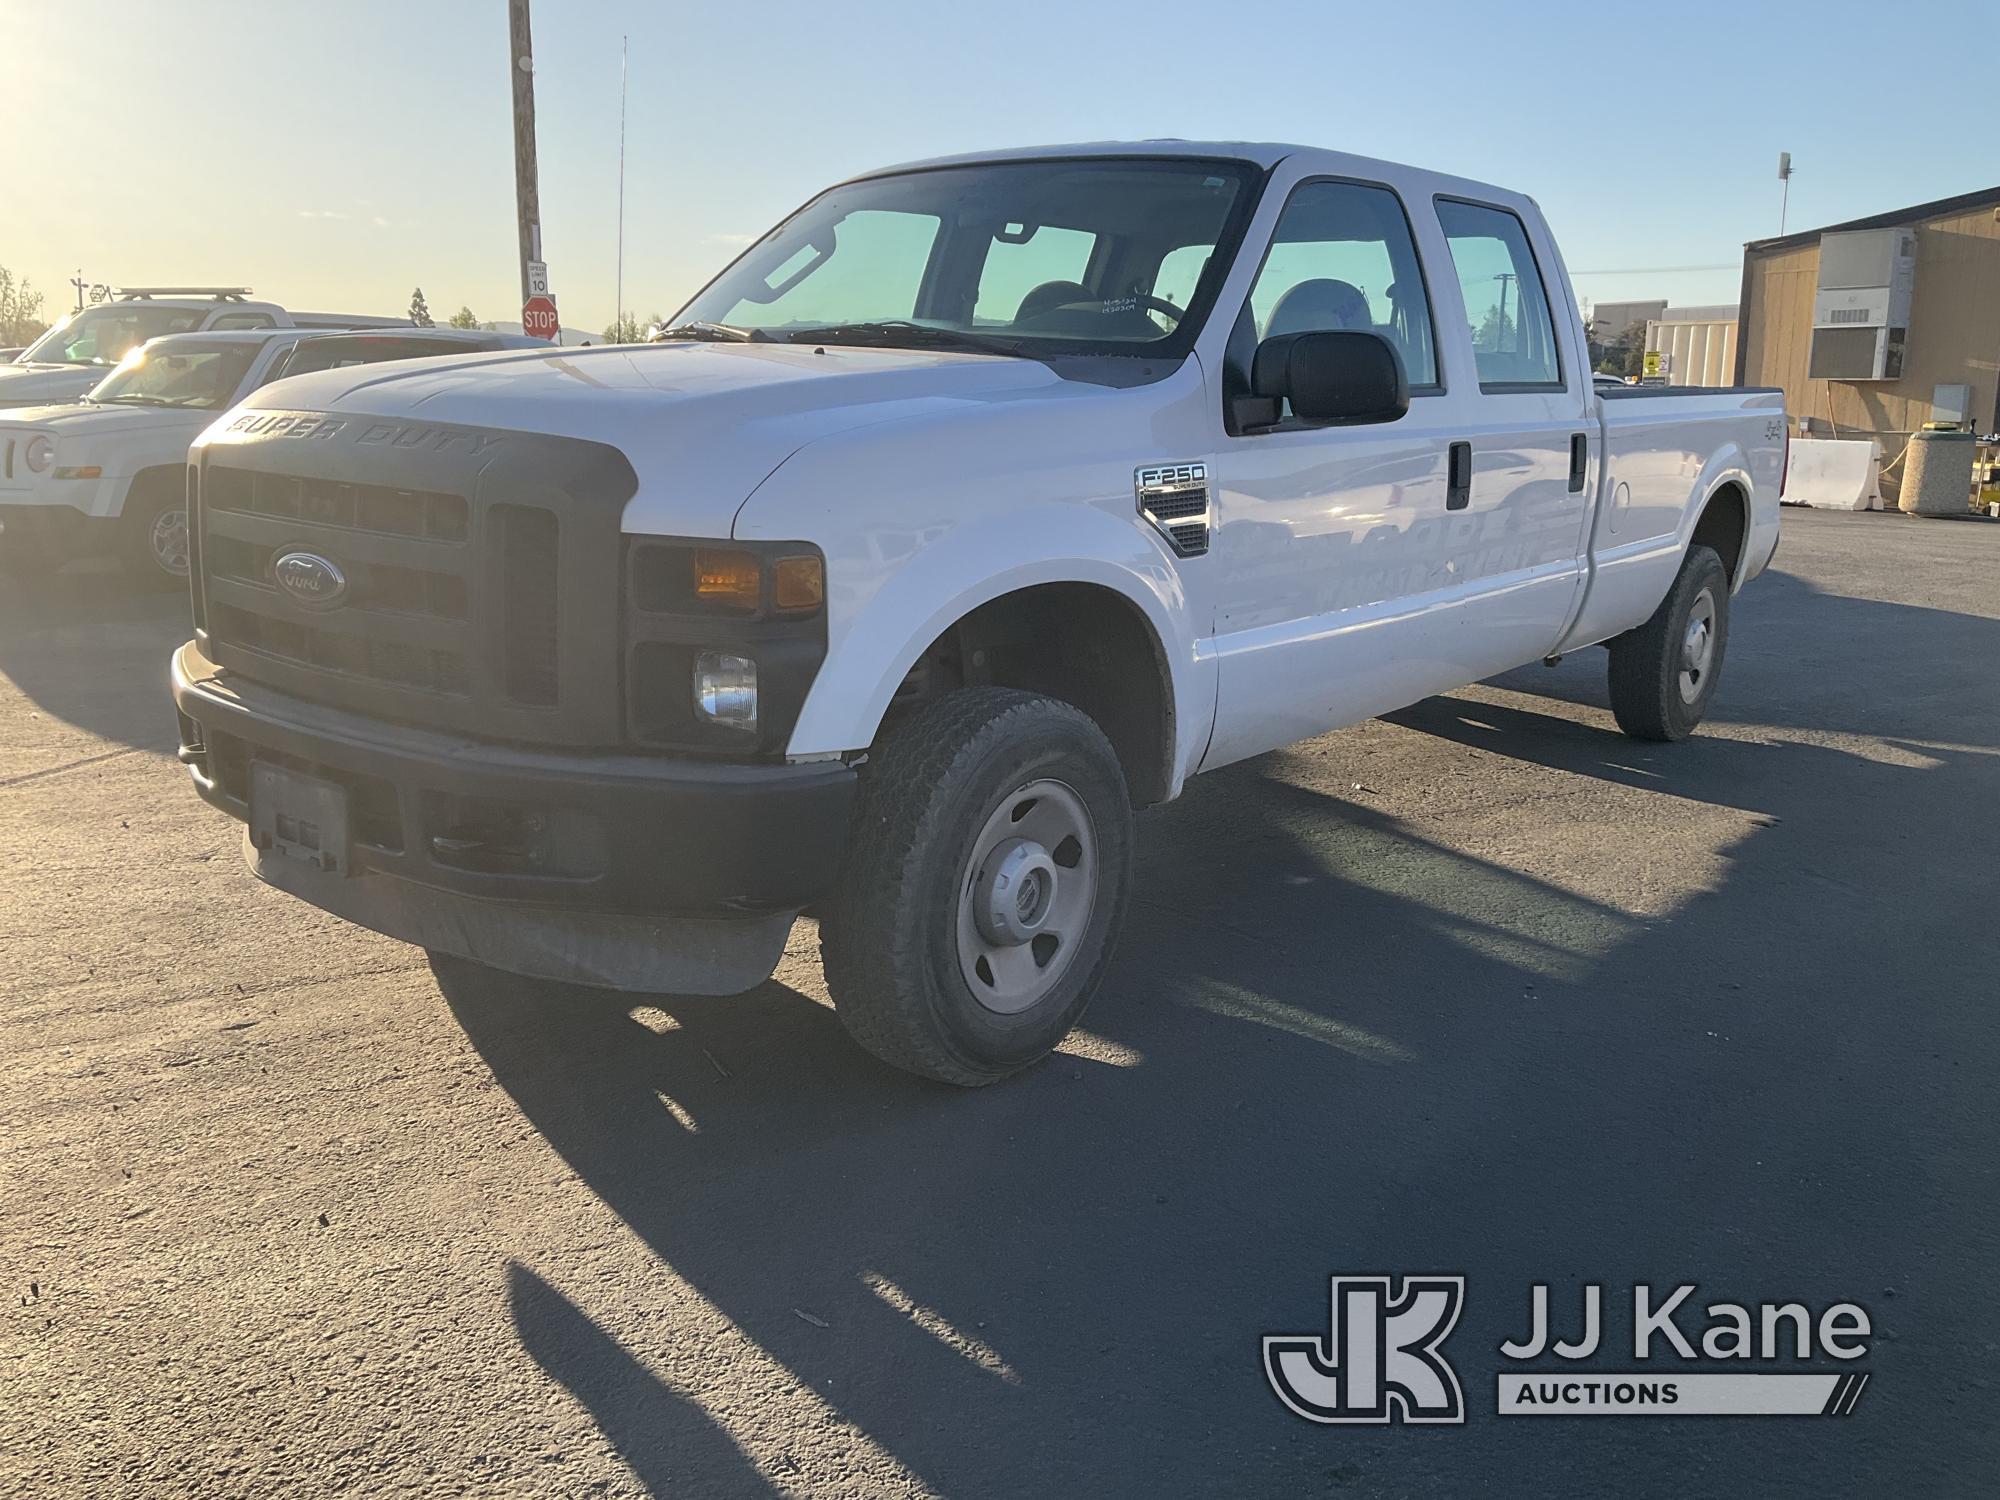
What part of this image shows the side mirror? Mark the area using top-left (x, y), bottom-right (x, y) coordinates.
top-left (1251, 330), bottom-right (1409, 426)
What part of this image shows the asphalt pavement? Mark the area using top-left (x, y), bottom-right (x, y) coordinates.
top-left (3, 509), bottom-right (1996, 1498)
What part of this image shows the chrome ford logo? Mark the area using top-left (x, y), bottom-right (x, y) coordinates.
top-left (272, 550), bottom-right (348, 609)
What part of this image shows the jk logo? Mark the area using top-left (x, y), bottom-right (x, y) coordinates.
top-left (1264, 1275), bottom-right (1466, 1424)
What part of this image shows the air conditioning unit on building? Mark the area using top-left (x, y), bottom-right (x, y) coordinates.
top-left (1808, 228), bottom-right (1917, 381)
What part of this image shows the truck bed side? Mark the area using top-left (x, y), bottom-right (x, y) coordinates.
top-left (1559, 385), bottom-right (1786, 652)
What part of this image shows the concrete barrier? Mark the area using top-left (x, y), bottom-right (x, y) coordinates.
top-left (1783, 438), bottom-right (1882, 511)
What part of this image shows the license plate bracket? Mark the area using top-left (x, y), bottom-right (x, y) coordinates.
top-left (248, 763), bottom-right (350, 876)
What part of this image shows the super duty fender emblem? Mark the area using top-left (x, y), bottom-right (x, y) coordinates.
top-left (1135, 461), bottom-right (1211, 558)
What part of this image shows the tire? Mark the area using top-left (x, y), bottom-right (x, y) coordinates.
top-left (820, 686), bottom-right (1135, 1086)
top-left (1607, 544), bottom-right (1730, 742)
top-left (119, 473), bottom-right (191, 585)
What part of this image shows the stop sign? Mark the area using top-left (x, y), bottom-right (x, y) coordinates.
top-left (521, 294), bottom-right (560, 342)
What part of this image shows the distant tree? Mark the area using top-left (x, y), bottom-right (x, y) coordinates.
top-left (446, 305), bottom-right (480, 329)
top-left (602, 312), bottom-right (645, 343)
top-left (1608, 319), bottom-right (1649, 378)
top-left (1475, 303), bottom-right (1516, 353)
top-left (407, 287), bottom-right (435, 327)
top-left (0, 265), bottom-right (47, 346)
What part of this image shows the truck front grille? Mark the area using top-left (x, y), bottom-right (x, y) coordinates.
top-left (191, 419), bottom-right (635, 747)
top-left (202, 467), bottom-right (485, 701)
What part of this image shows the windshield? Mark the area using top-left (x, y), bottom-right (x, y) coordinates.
top-left (88, 340), bottom-right (262, 409)
top-left (22, 304), bottom-right (208, 366)
top-left (674, 157), bottom-right (1259, 358)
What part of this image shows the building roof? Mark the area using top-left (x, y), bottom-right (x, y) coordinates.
top-left (1746, 185), bottom-right (2000, 254)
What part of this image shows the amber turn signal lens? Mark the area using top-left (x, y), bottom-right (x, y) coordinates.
top-left (692, 547), bottom-right (761, 609)
top-left (773, 555), bottom-right (824, 611)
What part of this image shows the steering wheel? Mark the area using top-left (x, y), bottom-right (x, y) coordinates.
top-left (1135, 295), bottom-right (1185, 327)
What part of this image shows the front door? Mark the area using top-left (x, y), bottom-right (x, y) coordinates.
top-left (1202, 176), bottom-right (1458, 769)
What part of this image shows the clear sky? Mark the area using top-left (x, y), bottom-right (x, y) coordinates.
top-left (3, 0), bottom-right (1988, 336)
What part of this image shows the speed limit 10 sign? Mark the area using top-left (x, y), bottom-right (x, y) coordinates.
top-left (522, 294), bottom-right (560, 341)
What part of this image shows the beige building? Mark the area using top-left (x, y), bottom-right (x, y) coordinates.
top-left (1587, 299), bottom-right (1667, 345)
top-left (1737, 187), bottom-right (2000, 492)
top-left (1645, 304), bottom-right (1739, 387)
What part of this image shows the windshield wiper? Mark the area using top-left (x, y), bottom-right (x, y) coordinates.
top-left (103, 395), bottom-right (207, 408)
top-left (779, 321), bottom-right (1026, 357)
top-left (650, 321), bottom-right (766, 343)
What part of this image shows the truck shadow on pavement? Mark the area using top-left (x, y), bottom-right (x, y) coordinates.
top-left (0, 568), bottom-right (188, 755)
top-left (434, 567), bottom-right (2000, 1497)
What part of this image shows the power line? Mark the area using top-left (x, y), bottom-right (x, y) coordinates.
top-left (1569, 263), bottom-right (1736, 276)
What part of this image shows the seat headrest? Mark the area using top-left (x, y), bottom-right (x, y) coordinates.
top-left (1266, 278), bottom-right (1371, 337)
top-left (1015, 280), bottom-right (1094, 323)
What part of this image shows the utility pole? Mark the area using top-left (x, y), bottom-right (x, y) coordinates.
top-left (508, 0), bottom-right (542, 306)
top-left (616, 34), bottom-right (628, 340)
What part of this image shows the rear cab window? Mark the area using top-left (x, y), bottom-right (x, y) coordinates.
top-left (973, 224), bottom-right (1098, 325)
top-left (1434, 198), bottom-right (1564, 391)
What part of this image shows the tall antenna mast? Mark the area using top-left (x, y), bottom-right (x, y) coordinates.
top-left (617, 34), bottom-right (628, 338)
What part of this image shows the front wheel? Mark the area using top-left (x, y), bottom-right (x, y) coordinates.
top-left (819, 687), bottom-right (1135, 1086)
top-left (120, 475), bottom-right (190, 585)
top-left (1606, 543), bottom-right (1730, 741)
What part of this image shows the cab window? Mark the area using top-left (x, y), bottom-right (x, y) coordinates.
top-left (1244, 180), bottom-right (1437, 389)
top-left (1435, 198), bottom-right (1563, 390)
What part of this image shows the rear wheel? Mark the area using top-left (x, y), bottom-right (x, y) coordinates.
top-left (1607, 543), bottom-right (1730, 741)
top-left (120, 473), bottom-right (190, 585)
top-left (819, 687), bottom-right (1134, 1086)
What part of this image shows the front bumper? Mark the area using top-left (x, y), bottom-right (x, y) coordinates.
top-left (171, 640), bottom-right (856, 920)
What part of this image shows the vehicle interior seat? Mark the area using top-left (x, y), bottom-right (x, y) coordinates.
top-left (1264, 278), bottom-right (1372, 338)
top-left (1014, 280), bottom-right (1095, 323)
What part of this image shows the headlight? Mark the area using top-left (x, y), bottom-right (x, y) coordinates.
top-left (692, 652), bottom-right (758, 730)
top-left (23, 435), bottom-right (53, 473)
top-left (632, 543), bottom-right (824, 615)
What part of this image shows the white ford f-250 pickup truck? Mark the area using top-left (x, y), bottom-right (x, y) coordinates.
top-left (171, 142), bottom-right (1784, 1085)
top-left (0, 326), bottom-right (541, 581)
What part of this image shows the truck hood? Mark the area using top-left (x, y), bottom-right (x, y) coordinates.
top-left (0, 363), bottom-right (104, 407)
top-left (224, 341), bottom-right (1087, 535)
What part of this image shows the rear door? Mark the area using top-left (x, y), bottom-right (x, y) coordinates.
top-left (1427, 197), bottom-right (1594, 662)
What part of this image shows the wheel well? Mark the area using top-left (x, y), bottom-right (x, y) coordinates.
top-left (1692, 482), bottom-right (1748, 583)
top-left (126, 465), bottom-right (186, 510)
top-left (882, 583), bottom-right (1175, 807)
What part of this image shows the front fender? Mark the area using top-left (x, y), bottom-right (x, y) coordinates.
top-left (783, 502), bottom-right (1209, 793)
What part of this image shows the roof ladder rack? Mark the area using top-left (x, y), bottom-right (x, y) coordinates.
top-left (111, 287), bottom-right (253, 301)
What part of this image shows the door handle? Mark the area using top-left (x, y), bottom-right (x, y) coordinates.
top-left (1447, 441), bottom-right (1472, 510)
top-left (1569, 432), bottom-right (1588, 493)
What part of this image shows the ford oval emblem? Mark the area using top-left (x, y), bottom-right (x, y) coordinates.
top-left (273, 550), bottom-right (349, 609)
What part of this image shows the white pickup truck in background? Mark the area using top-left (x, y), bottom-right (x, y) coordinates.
top-left (170, 141), bottom-right (1784, 1085)
top-left (0, 326), bottom-right (540, 579)
top-left (0, 288), bottom-right (408, 409)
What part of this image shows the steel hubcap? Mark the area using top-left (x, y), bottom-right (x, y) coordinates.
top-left (1679, 588), bottom-right (1716, 704)
top-left (956, 778), bottom-right (1096, 1015)
top-left (151, 508), bottom-right (190, 577)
